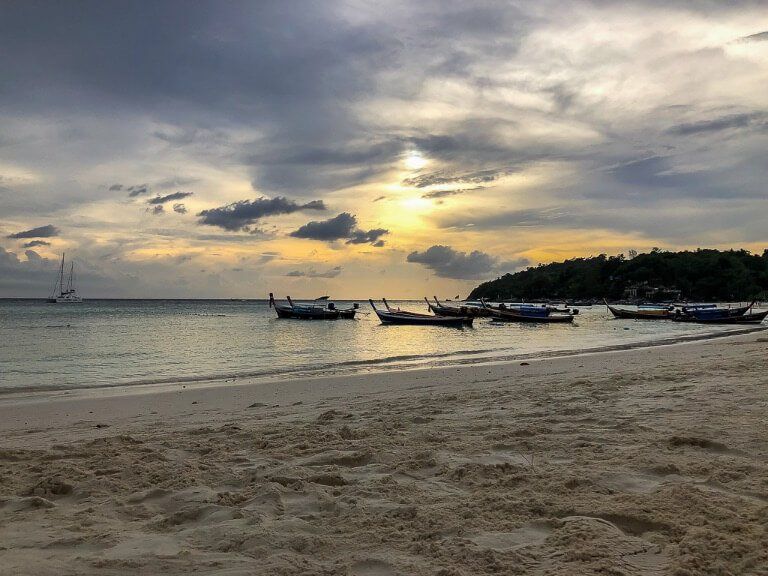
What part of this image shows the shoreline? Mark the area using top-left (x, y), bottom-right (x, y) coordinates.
top-left (0, 332), bottom-right (768, 576)
top-left (1, 327), bottom-right (766, 444)
top-left (1, 329), bottom-right (767, 574)
top-left (2, 324), bottom-right (765, 402)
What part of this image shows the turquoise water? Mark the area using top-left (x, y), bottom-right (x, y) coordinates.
top-left (0, 299), bottom-right (760, 393)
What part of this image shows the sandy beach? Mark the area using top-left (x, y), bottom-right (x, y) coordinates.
top-left (2, 329), bottom-right (768, 575)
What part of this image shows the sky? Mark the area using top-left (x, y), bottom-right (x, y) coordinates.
top-left (1, 0), bottom-right (767, 298)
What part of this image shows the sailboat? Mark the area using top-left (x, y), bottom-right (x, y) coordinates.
top-left (47, 253), bottom-right (83, 303)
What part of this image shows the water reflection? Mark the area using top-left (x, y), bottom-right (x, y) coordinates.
top-left (0, 299), bottom-right (755, 393)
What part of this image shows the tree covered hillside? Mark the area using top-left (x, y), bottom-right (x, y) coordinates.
top-left (469, 249), bottom-right (768, 301)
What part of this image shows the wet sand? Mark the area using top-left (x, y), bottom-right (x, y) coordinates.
top-left (2, 330), bottom-right (768, 575)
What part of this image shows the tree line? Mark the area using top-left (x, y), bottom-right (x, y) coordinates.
top-left (469, 249), bottom-right (768, 301)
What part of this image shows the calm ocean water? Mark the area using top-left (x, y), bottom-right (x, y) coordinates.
top-left (0, 299), bottom-right (759, 394)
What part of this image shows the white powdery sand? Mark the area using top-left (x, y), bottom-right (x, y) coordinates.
top-left (2, 330), bottom-right (768, 575)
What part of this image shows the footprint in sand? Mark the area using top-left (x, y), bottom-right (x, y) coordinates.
top-left (349, 559), bottom-right (397, 576)
top-left (469, 521), bottom-right (553, 551)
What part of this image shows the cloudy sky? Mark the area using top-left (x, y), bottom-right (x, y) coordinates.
top-left (2, 1), bottom-right (767, 298)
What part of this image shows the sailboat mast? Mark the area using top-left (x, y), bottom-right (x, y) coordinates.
top-left (67, 262), bottom-right (74, 292)
top-left (59, 253), bottom-right (65, 296)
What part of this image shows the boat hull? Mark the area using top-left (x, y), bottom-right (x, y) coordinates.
top-left (676, 310), bottom-right (767, 324)
top-left (273, 303), bottom-right (340, 320)
top-left (606, 302), bottom-right (672, 320)
top-left (269, 293), bottom-right (357, 320)
top-left (376, 312), bottom-right (472, 326)
top-left (429, 304), bottom-right (490, 318)
top-left (490, 310), bottom-right (574, 323)
top-left (46, 296), bottom-right (83, 303)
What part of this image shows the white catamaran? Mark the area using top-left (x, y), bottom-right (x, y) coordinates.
top-left (47, 253), bottom-right (83, 303)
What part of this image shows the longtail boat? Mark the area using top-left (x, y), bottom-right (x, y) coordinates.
top-left (679, 301), bottom-right (754, 320)
top-left (604, 300), bottom-right (675, 320)
top-left (370, 299), bottom-right (473, 327)
top-left (268, 293), bottom-right (358, 320)
top-left (425, 297), bottom-right (491, 317)
top-left (675, 309), bottom-right (767, 324)
top-left (481, 299), bottom-right (574, 323)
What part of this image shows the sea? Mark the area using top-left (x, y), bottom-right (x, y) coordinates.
top-left (0, 299), bottom-right (761, 395)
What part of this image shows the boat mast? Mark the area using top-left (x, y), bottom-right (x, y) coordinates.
top-left (59, 253), bottom-right (65, 297)
top-left (67, 261), bottom-right (74, 293)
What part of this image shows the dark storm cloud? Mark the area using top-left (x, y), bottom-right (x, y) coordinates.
top-left (666, 113), bottom-right (763, 136)
top-left (7, 224), bottom-right (60, 239)
top-left (407, 245), bottom-right (523, 280)
top-left (198, 197), bottom-right (326, 232)
top-left (289, 213), bottom-right (388, 246)
top-left (0, 1), bottom-right (412, 195)
top-left (286, 266), bottom-right (342, 278)
top-left (23, 240), bottom-right (51, 248)
top-left (147, 191), bottom-right (193, 205)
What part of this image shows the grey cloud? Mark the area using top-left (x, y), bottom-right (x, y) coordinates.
top-left (151, 205), bottom-right (164, 215)
top-left (346, 228), bottom-right (388, 245)
top-left (738, 30), bottom-right (768, 42)
top-left (290, 213), bottom-right (388, 246)
top-left (607, 156), bottom-right (687, 189)
top-left (290, 213), bottom-right (356, 241)
top-left (198, 197), bottom-right (326, 232)
top-left (257, 252), bottom-right (279, 264)
top-left (407, 245), bottom-right (505, 280)
top-left (435, 202), bottom-right (768, 246)
top-left (109, 183), bottom-right (123, 191)
top-left (127, 184), bottom-right (150, 197)
top-left (247, 140), bottom-right (404, 195)
top-left (147, 191), bottom-right (193, 205)
top-left (403, 168), bottom-right (507, 189)
top-left (23, 240), bottom-right (51, 248)
top-left (2, 0), bottom-right (768, 269)
top-left (0, 248), bottom-right (56, 293)
top-left (0, 248), bottom-right (119, 297)
top-left (286, 266), bottom-right (342, 278)
top-left (666, 113), bottom-right (763, 136)
top-left (156, 176), bottom-right (200, 190)
top-left (7, 224), bottom-right (60, 239)
top-left (421, 187), bottom-right (485, 199)
top-left (373, 195), bottom-right (386, 202)
top-left (172, 203), bottom-right (187, 214)
top-left (436, 207), bottom-right (570, 230)
top-left (422, 190), bottom-right (463, 199)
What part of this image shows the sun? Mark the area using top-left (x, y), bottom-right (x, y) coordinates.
top-left (403, 150), bottom-right (427, 171)
top-left (400, 196), bottom-right (431, 210)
